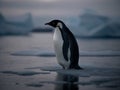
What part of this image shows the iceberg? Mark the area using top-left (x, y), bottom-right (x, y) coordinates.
top-left (0, 70), bottom-right (50, 76)
top-left (68, 12), bottom-right (120, 38)
top-left (0, 13), bottom-right (33, 35)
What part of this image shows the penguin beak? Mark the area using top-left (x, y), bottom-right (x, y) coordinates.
top-left (45, 22), bottom-right (49, 25)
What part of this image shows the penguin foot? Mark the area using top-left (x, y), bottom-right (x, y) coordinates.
top-left (77, 66), bottom-right (83, 70)
top-left (69, 65), bottom-right (83, 70)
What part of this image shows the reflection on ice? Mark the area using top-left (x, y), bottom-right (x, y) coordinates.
top-left (39, 66), bottom-right (120, 88)
top-left (55, 73), bottom-right (79, 90)
top-left (1, 65), bottom-right (119, 89)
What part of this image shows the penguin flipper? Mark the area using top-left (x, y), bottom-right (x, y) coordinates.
top-left (62, 40), bottom-right (69, 61)
top-left (58, 26), bottom-right (69, 62)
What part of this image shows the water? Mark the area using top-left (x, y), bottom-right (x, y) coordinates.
top-left (0, 33), bottom-right (120, 90)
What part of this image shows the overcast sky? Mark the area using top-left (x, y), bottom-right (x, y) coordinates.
top-left (0, 0), bottom-right (120, 17)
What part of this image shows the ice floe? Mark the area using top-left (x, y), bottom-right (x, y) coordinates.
top-left (11, 49), bottom-right (55, 57)
top-left (0, 70), bottom-right (50, 76)
top-left (11, 49), bottom-right (120, 57)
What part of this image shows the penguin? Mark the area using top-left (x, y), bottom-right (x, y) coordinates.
top-left (45, 20), bottom-right (82, 69)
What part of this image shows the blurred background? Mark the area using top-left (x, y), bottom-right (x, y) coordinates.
top-left (0, 0), bottom-right (120, 37)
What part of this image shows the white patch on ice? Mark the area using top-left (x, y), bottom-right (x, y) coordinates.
top-left (40, 66), bottom-right (62, 71)
top-left (11, 49), bottom-right (55, 57)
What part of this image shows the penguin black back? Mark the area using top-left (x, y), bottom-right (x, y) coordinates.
top-left (61, 23), bottom-right (80, 69)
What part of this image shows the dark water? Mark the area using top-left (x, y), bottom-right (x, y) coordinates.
top-left (0, 33), bottom-right (120, 90)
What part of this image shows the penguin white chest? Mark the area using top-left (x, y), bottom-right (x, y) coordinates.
top-left (53, 27), bottom-right (70, 69)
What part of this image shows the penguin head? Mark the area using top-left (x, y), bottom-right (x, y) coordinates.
top-left (45, 20), bottom-right (63, 28)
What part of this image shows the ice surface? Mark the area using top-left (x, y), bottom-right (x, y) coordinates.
top-left (39, 66), bottom-right (120, 77)
top-left (75, 76), bottom-right (120, 88)
top-left (26, 83), bottom-right (43, 87)
top-left (11, 49), bottom-right (120, 57)
top-left (0, 70), bottom-right (50, 76)
top-left (40, 66), bottom-right (62, 71)
top-left (100, 80), bottom-right (120, 88)
top-left (26, 65), bottom-right (120, 77)
top-left (11, 49), bottom-right (55, 57)
top-left (0, 13), bottom-right (33, 35)
top-left (38, 66), bottom-right (120, 88)
top-left (26, 81), bottom-right (68, 88)
top-left (1, 56), bottom-right (119, 89)
top-left (1, 32), bottom-right (120, 90)
top-left (80, 50), bottom-right (120, 56)
top-left (24, 65), bottom-right (120, 88)
top-left (39, 81), bottom-right (67, 84)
